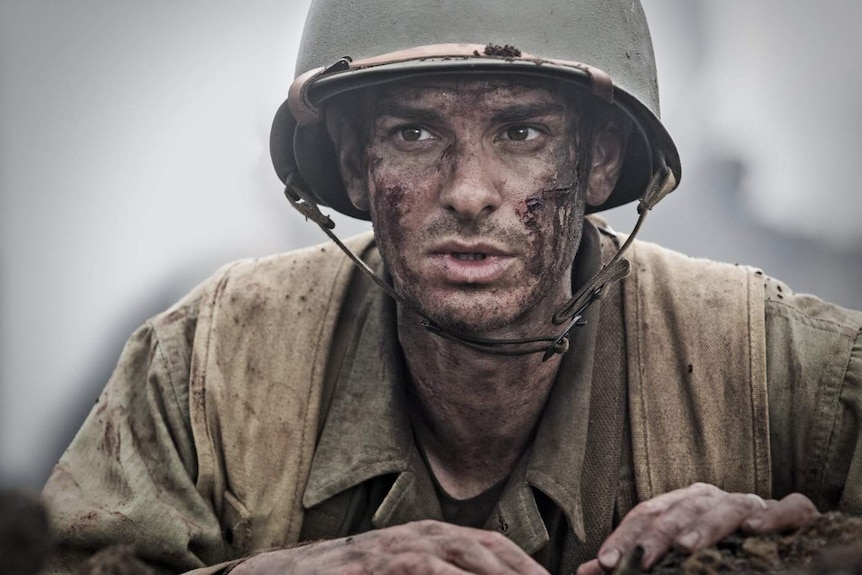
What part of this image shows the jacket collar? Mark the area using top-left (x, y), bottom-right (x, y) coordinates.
top-left (303, 219), bottom-right (604, 553)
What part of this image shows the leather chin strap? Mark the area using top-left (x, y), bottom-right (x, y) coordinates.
top-left (283, 165), bottom-right (676, 361)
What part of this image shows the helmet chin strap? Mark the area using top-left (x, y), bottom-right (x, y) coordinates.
top-left (283, 164), bottom-right (676, 361)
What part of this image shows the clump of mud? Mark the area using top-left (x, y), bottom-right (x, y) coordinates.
top-left (484, 43), bottom-right (522, 58)
top-left (645, 512), bottom-right (862, 574)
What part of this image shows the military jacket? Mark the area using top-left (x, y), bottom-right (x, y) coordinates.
top-left (42, 220), bottom-right (862, 574)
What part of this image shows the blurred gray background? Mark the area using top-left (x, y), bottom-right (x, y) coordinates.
top-left (1, 1), bottom-right (860, 489)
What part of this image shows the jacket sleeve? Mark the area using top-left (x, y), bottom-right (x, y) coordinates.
top-left (41, 300), bottom-right (236, 575)
top-left (822, 328), bottom-right (862, 512)
top-left (764, 275), bottom-right (862, 512)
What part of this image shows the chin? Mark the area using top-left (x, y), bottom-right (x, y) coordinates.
top-left (407, 286), bottom-right (539, 336)
top-left (427, 309), bottom-right (515, 335)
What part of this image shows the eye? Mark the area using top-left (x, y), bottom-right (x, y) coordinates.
top-left (504, 126), bottom-right (541, 141)
top-left (397, 126), bottom-right (433, 142)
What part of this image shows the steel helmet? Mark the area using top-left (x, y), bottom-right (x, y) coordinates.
top-left (271, 0), bottom-right (681, 221)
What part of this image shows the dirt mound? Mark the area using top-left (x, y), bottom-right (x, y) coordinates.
top-left (644, 512), bottom-right (862, 574)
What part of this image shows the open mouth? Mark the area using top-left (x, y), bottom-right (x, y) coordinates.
top-left (429, 248), bottom-right (514, 284)
top-left (452, 252), bottom-right (487, 261)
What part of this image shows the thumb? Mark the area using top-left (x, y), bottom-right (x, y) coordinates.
top-left (576, 559), bottom-right (605, 575)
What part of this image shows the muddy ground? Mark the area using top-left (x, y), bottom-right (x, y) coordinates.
top-left (57, 512), bottom-right (862, 573)
top-left (4, 488), bottom-right (862, 574)
top-left (645, 512), bottom-right (862, 574)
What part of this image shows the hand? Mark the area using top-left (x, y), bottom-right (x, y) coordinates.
top-left (230, 519), bottom-right (549, 575)
top-left (576, 483), bottom-right (818, 574)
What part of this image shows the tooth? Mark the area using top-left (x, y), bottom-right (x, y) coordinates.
top-left (452, 252), bottom-right (486, 261)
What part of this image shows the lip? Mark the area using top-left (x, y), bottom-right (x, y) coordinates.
top-left (430, 240), bottom-right (513, 257)
top-left (427, 241), bottom-right (516, 284)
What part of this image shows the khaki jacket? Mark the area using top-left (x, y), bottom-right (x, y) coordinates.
top-left (43, 225), bottom-right (862, 574)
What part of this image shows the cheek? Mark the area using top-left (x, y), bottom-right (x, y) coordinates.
top-left (516, 194), bottom-right (579, 276)
top-left (364, 150), bottom-right (432, 248)
top-left (512, 141), bottom-right (578, 232)
top-left (368, 179), bottom-right (412, 250)
top-left (513, 164), bottom-right (582, 278)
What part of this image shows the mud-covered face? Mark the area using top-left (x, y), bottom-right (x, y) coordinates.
top-left (349, 76), bottom-right (590, 335)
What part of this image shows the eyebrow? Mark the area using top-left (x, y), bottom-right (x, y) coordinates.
top-left (374, 101), bottom-right (567, 125)
top-left (375, 102), bottom-right (446, 125)
top-left (490, 102), bottom-right (567, 123)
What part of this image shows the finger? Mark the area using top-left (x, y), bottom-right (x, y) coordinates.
top-left (636, 491), bottom-right (722, 567)
top-left (434, 535), bottom-right (524, 575)
top-left (673, 491), bottom-right (773, 554)
top-left (575, 558), bottom-right (603, 575)
top-left (473, 529), bottom-right (550, 575)
top-left (742, 492), bottom-right (819, 534)
top-left (386, 552), bottom-right (475, 575)
top-left (597, 483), bottom-right (722, 569)
top-left (593, 493), bottom-right (676, 569)
top-left (410, 522), bottom-right (547, 575)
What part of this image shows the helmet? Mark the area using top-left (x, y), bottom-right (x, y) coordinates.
top-left (271, 0), bottom-right (681, 220)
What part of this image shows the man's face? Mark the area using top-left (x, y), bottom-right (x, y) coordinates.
top-left (346, 76), bottom-right (590, 335)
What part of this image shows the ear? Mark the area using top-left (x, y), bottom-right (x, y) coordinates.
top-left (585, 116), bottom-right (630, 208)
top-left (324, 112), bottom-right (370, 211)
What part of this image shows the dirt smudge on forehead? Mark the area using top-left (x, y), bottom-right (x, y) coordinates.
top-left (370, 74), bottom-right (573, 119)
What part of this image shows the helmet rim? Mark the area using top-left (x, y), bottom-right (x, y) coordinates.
top-left (272, 52), bottom-right (680, 219)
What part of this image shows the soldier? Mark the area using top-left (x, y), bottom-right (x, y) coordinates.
top-left (43, 1), bottom-right (861, 574)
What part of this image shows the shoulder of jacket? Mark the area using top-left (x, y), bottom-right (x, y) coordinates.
top-left (595, 223), bottom-right (775, 498)
top-left (188, 232), bottom-right (374, 314)
top-left (592, 218), bottom-right (862, 336)
top-left (210, 232), bottom-right (374, 293)
top-left (761, 273), bottom-right (862, 337)
top-left (143, 231), bottom-right (376, 351)
top-left (588, 215), bottom-right (747, 280)
top-left (592, 229), bottom-right (751, 292)
top-left (629, 237), bottom-right (748, 277)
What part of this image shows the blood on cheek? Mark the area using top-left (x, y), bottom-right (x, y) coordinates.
top-left (521, 196), bottom-right (544, 228)
top-left (364, 144), bottom-right (444, 224)
top-left (515, 178), bottom-right (581, 281)
top-left (363, 150), bottom-right (419, 251)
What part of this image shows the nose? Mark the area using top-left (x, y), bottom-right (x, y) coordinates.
top-left (438, 146), bottom-right (502, 221)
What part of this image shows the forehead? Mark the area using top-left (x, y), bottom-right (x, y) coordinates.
top-left (372, 73), bottom-right (572, 111)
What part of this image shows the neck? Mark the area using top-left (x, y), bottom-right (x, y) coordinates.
top-left (398, 278), bottom-right (571, 499)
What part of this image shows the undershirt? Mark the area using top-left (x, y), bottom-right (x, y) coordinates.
top-left (431, 472), bottom-right (508, 529)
